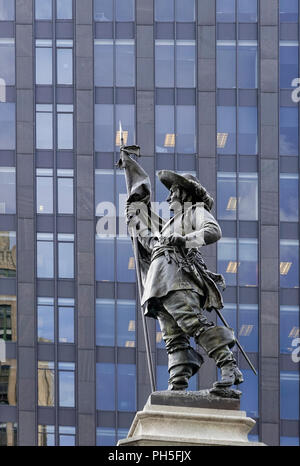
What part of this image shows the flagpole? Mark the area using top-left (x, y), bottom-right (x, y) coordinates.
top-left (119, 123), bottom-right (156, 393)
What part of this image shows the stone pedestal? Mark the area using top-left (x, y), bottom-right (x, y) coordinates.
top-left (118, 391), bottom-right (265, 446)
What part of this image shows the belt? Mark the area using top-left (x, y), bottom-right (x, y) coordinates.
top-left (151, 246), bottom-right (175, 264)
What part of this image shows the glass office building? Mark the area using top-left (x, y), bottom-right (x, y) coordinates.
top-left (0, 0), bottom-right (299, 446)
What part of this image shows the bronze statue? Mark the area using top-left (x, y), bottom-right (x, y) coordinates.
top-left (118, 143), bottom-right (250, 394)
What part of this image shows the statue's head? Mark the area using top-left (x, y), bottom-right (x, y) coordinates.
top-left (158, 170), bottom-right (214, 212)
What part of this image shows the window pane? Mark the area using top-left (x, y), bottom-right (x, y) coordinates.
top-left (175, 0), bottom-right (195, 22)
top-left (116, 238), bottom-right (135, 282)
top-left (36, 112), bottom-right (53, 149)
top-left (116, 40), bottom-right (135, 87)
top-left (280, 372), bottom-right (299, 420)
top-left (176, 41), bottom-right (195, 88)
top-left (217, 106), bottom-right (236, 154)
top-left (238, 42), bottom-right (257, 88)
top-left (217, 41), bottom-right (236, 88)
top-left (57, 113), bottom-right (73, 149)
top-left (0, 0), bottom-right (14, 20)
top-left (94, 41), bottom-right (113, 86)
top-left (37, 176), bottom-right (53, 214)
top-left (155, 40), bottom-right (174, 87)
top-left (0, 294), bottom-right (16, 341)
top-left (0, 232), bottom-right (16, 279)
top-left (0, 103), bottom-right (15, 150)
top-left (280, 306), bottom-right (299, 354)
top-left (280, 107), bottom-right (298, 156)
top-left (239, 173), bottom-right (258, 220)
top-left (217, 172), bottom-right (237, 220)
top-left (240, 369), bottom-right (258, 418)
top-left (58, 241), bottom-right (74, 278)
top-left (280, 0), bottom-right (298, 22)
top-left (96, 299), bottom-right (115, 346)
top-left (176, 105), bottom-right (196, 153)
top-left (217, 238), bottom-right (237, 286)
top-left (280, 240), bottom-right (299, 288)
top-left (59, 368), bottom-right (75, 407)
top-left (38, 361), bottom-right (55, 407)
top-left (0, 168), bottom-right (15, 214)
top-left (239, 238), bottom-right (258, 286)
top-left (280, 437), bottom-right (300, 446)
top-left (239, 304), bottom-right (258, 352)
top-left (38, 300), bottom-right (54, 343)
top-left (36, 46), bottom-right (52, 85)
top-left (97, 428), bottom-right (116, 446)
top-left (95, 104), bottom-right (114, 152)
top-left (156, 105), bottom-right (175, 153)
top-left (115, 104), bottom-right (135, 149)
top-left (58, 177), bottom-right (73, 214)
top-left (116, 0), bottom-right (135, 21)
top-left (238, 106), bottom-right (257, 155)
top-left (157, 364), bottom-right (169, 391)
top-left (155, 0), bottom-right (174, 21)
top-left (280, 174), bottom-right (298, 222)
top-left (96, 237), bottom-right (115, 281)
top-left (238, 0), bottom-right (257, 22)
top-left (57, 48), bottom-right (72, 85)
top-left (0, 39), bottom-right (15, 86)
top-left (59, 307), bottom-right (74, 343)
top-left (38, 425), bottom-right (55, 446)
top-left (95, 170), bottom-right (114, 214)
top-left (56, 0), bottom-right (72, 19)
top-left (280, 43), bottom-right (299, 89)
top-left (117, 364), bottom-right (136, 411)
top-left (96, 363), bottom-right (115, 410)
top-left (35, 0), bottom-right (52, 19)
top-left (37, 240), bottom-right (54, 278)
top-left (0, 359), bottom-right (16, 405)
top-left (117, 300), bottom-right (135, 347)
top-left (94, 0), bottom-right (113, 21)
top-left (216, 0), bottom-right (235, 22)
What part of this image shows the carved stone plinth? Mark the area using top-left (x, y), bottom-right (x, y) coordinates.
top-left (117, 390), bottom-right (265, 446)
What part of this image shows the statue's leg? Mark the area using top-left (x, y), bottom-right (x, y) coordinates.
top-left (156, 305), bottom-right (203, 391)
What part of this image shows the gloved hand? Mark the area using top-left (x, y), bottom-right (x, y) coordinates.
top-left (167, 233), bottom-right (186, 248)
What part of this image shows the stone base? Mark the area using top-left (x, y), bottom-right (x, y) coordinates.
top-left (117, 390), bottom-right (265, 446)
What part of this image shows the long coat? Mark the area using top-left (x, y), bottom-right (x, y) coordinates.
top-left (121, 153), bottom-right (225, 318)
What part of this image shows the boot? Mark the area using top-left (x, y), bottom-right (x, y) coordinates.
top-left (168, 364), bottom-right (194, 391)
top-left (211, 345), bottom-right (244, 388)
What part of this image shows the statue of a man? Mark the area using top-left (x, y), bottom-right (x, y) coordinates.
top-left (122, 153), bottom-right (243, 392)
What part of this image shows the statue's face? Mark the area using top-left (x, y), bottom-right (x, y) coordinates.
top-left (166, 185), bottom-right (183, 212)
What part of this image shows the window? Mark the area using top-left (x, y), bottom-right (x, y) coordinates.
top-left (238, 41), bottom-right (257, 89)
top-left (280, 0), bottom-right (298, 22)
top-left (117, 300), bottom-right (136, 347)
top-left (95, 236), bottom-right (115, 281)
top-left (96, 299), bottom-right (114, 346)
top-left (0, 168), bottom-right (15, 214)
top-left (117, 238), bottom-right (135, 282)
top-left (59, 427), bottom-right (75, 446)
top-left (217, 238), bottom-right (258, 287)
top-left (0, 39), bottom-right (15, 86)
top-left (37, 297), bottom-right (54, 343)
top-left (238, 0), bottom-right (257, 22)
top-left (280, 174), bottom-right (298, 222)
top-left (217, 41), bottom-right (236, 88)
top-left (36, 105), bottom-right (53, 150)
top-left (94, 40), bottom-right (113, 86)
top-left (238, 106), bottom-right (257, 155)
top-left (56, 0), bottom-right (73, 20)
top-left (0, 232), bottom-right (16, 278)
top-left (36, 40), bottom-right (52, 85)
top-left (0, 103), bottom-right (15, 150)
top-left (35, 0), bottom-right (52, 20)
top-left (37, 233), bottom-right (54, 278)
top-left (155, 40), bottom-right (196, 88)
top-left (96, 363), bottom-right (115, 410)
top-left (57, 170), bottom-right (74, 214)
top-left (217, 106), bottom-right (236, 155)
top-left (156, 105), bottom-right (196, 155)
top-left (94, 104), bottom-right (135, 152)
top-left (57, 40), bottom-right (73, 85)
top-left (0, 423), bottom-right (17, 446)
top-left (117, 364), bottom-right (136, 411)
top-left (217, 172), bottom-right (258, 221)
top-left (280, 306), bottom-right (299, 354)
top-left (0, 359), bottom-right (17, 405)
top-left (57, 105), bottom-right (73, 150)
top-left (38, 425), bottom-right (55, 446)
top-left (36, 169), bottom-right (53, 214)
top-left (96, 299), bottom-right (136, 347)
top-left (280, 42), bottom-right (299, 89)
top-left (280, 372), bottom-right (299, 420)
top-left (280, 107), bottom-right (298, 156)
top-left (58, 234), bottom-right (74, 279)
top-left (58, 298), bottom-right (74, 343)
top-left (280, 437), bottom-right (300, 446)
top-left (280, 240), bottom-right (299, 288)
top-left (59, 362), bottom-right (75, 407)
top-left (97, 427), bottom-right (116, 446)
top-left (0, 0), bottom-right (14, 20)
top-left (155, 0), bottom-right (195, 22)
top-left (115, 40), bottom-right (135, 87)
top-left (222, 303), bottom-right (258, 352)
top-left (155, 40), bottom-right (174, 88)
top-left (0, 295), bottom-right (16, 342)
top-left (176, 41), bottom-right (196, 88)
top-left (240, 369), bottom-right (258, 418)
top-left (216, 0), bottom-right (235, 23)
top-left (94, 0), bottom-right (135, 22)
top-left (38, 361), bottom-right (55, 407)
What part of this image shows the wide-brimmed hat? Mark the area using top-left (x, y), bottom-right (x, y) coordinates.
top-left (158, 170), bottom-right (214, 211)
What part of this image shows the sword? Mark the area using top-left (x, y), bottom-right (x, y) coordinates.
top-left (118, 122), bottom-right (156, 392)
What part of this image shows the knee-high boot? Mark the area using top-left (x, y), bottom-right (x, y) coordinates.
top-left (167, 347), bottom-right (204, 390)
